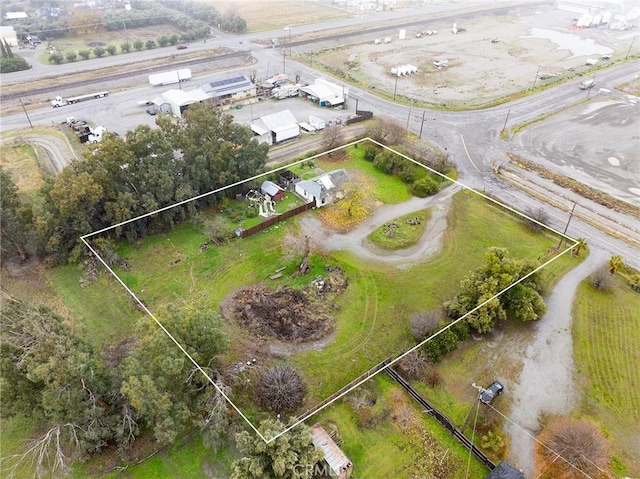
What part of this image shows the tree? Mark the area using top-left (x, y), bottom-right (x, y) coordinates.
top-left (0, 167), bottom-right (35, 261)
top-left (106, 45), bottom-right (117, 55)
top-left (608, 255), bottom-right (624, 275)
top-left (411, 176), bottom-right (439, 197)
top-left (0, 299), bottom-right (128, 477)
top-left (202, 216), bottom-right (232, 244)
top-left (157, 36), bottom-right (169, 47)
top-left (48, 53), bottom-right (63, 64)
top-left (145, 39), bottom-right (156, 50)
top-left (65, 51), bottom-right (77, 62)
top-left (0, 55), bottom-right (30, 73)
top-left (257, 366), bottom-right (306, 413)
top-left (422, 323), bottom-right (458, 362)
top-left (525, 207), bottom-right (549, 233)
top-left (321, 125), bottom-right (345, 155)
top-left (445, 247), bottom-right (546, 333)
top-left (588, 266), bottom-right (612, 291)
top-left (396, 349), bottom-right (428, 379)
top-left (37, 170), bottom-right (104, 263)
top-left (365, 116), bottom-right (405, 145)
top-left (120, 42), bottom-right (131, 53)
top-left (231, 420), bottom-right (324, 479)
top-left (409, 310), bottom-right (441, 341)
top-left (93, 46), bottom-right (106, 57)
top-left (133, 40), bottom-right (144, 51)
top-left (78, 49), bottom-right (91, 60)
top-left (121, 304), bottom-right (228, 445)
top-left (535, 417), bottom-right (611, 479)
top-left (573, 237), bottom-right (587, 257)
top-left (158, 102), bottom-right (268, 199)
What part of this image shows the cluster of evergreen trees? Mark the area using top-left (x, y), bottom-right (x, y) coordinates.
top-left (1, 103), bottom-right (269, 265)
top-left (0, 39), bottom-right (29, 73)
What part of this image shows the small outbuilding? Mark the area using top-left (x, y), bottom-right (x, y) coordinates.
top-left (310, 423), bottom-right (352, 479)
top-left (485, 462), bottom-right (525, 479)
top-left (260, 180), bottom-right (286, 201)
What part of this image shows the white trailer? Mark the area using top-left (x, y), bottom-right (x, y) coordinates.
top-left (309, 116), bottom-right (325, 130)
top-left (148, 68), bottom-right (192, 87)
top-left (51, 91), bottom-right (109, 108)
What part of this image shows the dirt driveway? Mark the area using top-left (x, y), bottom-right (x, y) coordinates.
top-left (298, 184), bottom-right (456, 269)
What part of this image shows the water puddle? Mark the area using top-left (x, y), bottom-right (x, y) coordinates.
top-left (523, 27), bottom-right (613, 58)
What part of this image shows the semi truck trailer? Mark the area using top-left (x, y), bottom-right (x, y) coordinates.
top-left (148, 68), bottom-right (192, 86)
top-left (51, 91), bottom-right (109, 108)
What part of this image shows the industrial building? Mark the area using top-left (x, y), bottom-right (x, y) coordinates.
top-left (250, 109), bottom-right (299, 145)
top-left (201, 75), bottom-right (256, 108)
top-left (300, 78), bottom-right (348, 107)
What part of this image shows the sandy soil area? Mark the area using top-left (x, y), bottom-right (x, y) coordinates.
top-left (313, 4), bottom-right (639, 106)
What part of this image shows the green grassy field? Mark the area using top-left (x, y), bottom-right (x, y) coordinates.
top-left (368, 208), bottom-right (431, 249)
top-left (573, 275), bottom-right (640, 477)
top-left (315, 374), bottom-right (489, 478)
top-left (1, 149), bottom-right (576, 477)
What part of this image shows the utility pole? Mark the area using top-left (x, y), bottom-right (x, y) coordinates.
top-left (19, 97), bottom-right (33, 129)
top-left (419, 111), bottom-right (426, 138)
top-left (557, 202), bottom-right (577, 250)
top-left (393, 75), bottom-right (398, 101)
top-left (406, 101), bottom-right (412, 130)
top-left (625, 34), bottom-right (637, 59)
top-left (501, 108), bottom-right (510, 135)
top-left (532, 65), bottom-right (541, 89)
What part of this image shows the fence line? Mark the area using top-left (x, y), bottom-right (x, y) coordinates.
top-left (239, 201), bottom-right (314, 238)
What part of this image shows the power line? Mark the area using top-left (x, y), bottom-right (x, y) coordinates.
top-left (487, 403), bottom-right (596, 479)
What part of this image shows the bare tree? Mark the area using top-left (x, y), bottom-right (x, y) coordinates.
top-left (257, 366), bottom-right (306, 412)
top-left (588, 266), bottom-right (612, 291)
top-left (365, 116), bottom-right (405, 145)
top-left (525, 207), bottom-right (549, 233)
top-left (203, 216), bottom-right (232, 245)
top-left (2, 424), bottom-right (82, 479)
top-left (321, 125), bottom-right (346, 156)
top-left (409, 310), bottom-right (441, 340)
top-left (535, 417), bottom-right (612, 479)
top-left (396, 349), bottom-right (428, 379)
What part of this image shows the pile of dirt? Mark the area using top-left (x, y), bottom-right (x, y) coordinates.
top-left (221, 281), bottom-right (342, 342)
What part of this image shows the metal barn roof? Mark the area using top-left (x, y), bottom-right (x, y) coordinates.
top-left (310, 424), bottom-right (352, 477)
top-left (202, 75), bottom-right (255, 98)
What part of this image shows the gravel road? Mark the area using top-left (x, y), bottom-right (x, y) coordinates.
top-left (505, 247), bottom-right (610, 476)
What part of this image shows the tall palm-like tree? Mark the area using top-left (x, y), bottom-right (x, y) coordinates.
top-left (608, 255), bottom-right (624, 275)
top-left (572, 238), bottom-right (587, 256)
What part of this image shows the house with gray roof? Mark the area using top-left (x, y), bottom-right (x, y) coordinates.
top-left (294, 169), bottom-right (350, 207)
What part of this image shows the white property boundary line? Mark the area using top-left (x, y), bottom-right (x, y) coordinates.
top-left (81, 138), bottom-right (577, 443)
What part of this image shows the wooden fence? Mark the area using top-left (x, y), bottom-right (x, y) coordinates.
top-left (239, 201), bottom-right (314, 238)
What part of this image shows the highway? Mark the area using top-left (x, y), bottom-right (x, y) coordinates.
top-left (0, 2), bottom-right (638, 269)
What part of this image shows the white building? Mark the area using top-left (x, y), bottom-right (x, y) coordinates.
top-left (250, 110), bottom-right (299, 145)
top-left (161, 88), bottom-right (210, 118)
top-left (0, 26), bottom-right (18, 47)
top-left (300, 78), bottom-right (347, 107)
top-left (295, 169), bottom-right (350, 207)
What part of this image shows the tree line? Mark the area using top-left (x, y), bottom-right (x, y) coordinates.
top-left (1, 102), bottom-right (269, 265)
top-left (4, 0), bottom-right (245, 40)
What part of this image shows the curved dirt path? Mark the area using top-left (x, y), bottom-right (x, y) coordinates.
top-left (298, 185), bottom-right (457, 269)
top-left (505, 247), bottom-right (609, 476)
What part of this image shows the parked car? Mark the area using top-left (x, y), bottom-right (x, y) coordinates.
top-left (146, 108), bottom-right (157, 116)
top-left (176, 44), bottom-right (188, 50)
top-left (479, 381), bottom-right (504, 405)
top-left (579, 78), bottom-right (596, 90)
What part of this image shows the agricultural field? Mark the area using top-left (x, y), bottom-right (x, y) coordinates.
top-left (573, 274), bottom-right (640, 477)
top-left (207, 0), bottom-right (350, 33)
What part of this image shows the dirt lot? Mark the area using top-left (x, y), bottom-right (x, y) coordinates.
top-left (312, 4), bottom-right (639, 107)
